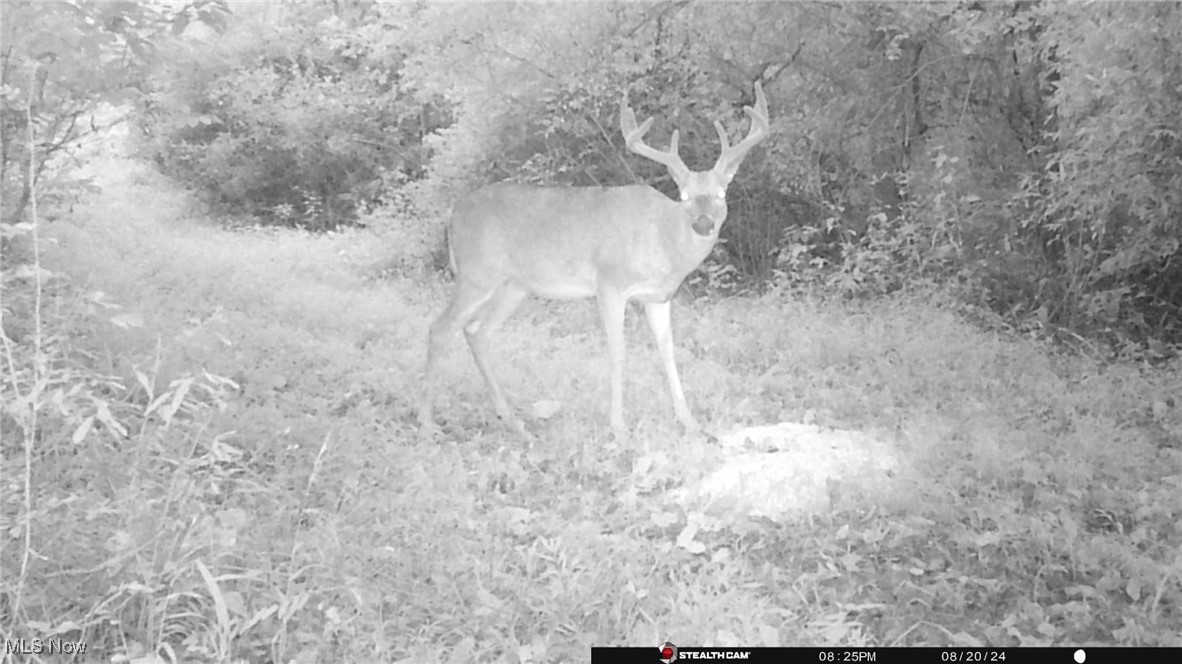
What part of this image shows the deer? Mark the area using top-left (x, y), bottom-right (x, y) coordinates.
top-left (418, 81), bottom-right (769, 437)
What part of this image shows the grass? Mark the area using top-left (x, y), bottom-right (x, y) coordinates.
top-left (2, 146), bottom-right (1181, 662)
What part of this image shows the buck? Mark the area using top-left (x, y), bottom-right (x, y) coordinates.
top-left (419, 82), bottom-right (769, 436)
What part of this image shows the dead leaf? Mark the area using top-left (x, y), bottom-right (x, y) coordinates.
top-left (531, 399), bottom-right (562, 419)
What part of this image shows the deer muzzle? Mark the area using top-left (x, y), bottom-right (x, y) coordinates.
top-left (692, 215), bottom-right (715, 236)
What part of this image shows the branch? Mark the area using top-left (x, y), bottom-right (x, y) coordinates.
top-left (625, 0), bottom-right (691, 38)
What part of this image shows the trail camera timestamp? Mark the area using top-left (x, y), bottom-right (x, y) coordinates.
top-left (818, 650), bottom-right (876, 662)
top-left (941, 651), bottom-right (1007, 662)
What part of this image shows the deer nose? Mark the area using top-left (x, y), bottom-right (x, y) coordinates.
top-left (692, 216), bottom-right (714, 236)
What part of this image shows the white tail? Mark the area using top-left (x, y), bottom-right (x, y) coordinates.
top-left (419, 82), bottom-right (770, 436)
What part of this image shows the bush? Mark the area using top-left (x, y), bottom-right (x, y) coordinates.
top-left (138, 9), bottom-right (446, 229)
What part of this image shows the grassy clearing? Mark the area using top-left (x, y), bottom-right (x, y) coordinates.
top-left (4, 150), bottom-right (1182, 662)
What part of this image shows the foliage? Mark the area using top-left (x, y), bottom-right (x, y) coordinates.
top-left (0, 0), bottom-right (226, 225)
top-left (1018, 3), bottom-right (1182, 344)
top-left (138, 2), bottom-right (447, 229)
top-left (100, 1), bottom-right (1182, 344)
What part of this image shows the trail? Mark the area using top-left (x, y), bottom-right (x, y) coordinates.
top-left (50, 119), bottom-right (450, 436)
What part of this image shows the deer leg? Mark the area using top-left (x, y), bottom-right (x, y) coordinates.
top-left (419, 283), bottom-right (496, 433)
top-left (598, 288), bottom-right (628, 434)
top-left (644, 300), bottom-right (701, 433)
top-left (465, 283), bottom-right (529, 434)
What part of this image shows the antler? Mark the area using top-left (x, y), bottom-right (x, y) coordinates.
top-left (712, 81), bottom-right (770, 179)
top-left (620, 95), bottom-right (692, 185)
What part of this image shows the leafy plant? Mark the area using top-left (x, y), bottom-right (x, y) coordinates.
top-left (138, 3), bottom-right (447, 230)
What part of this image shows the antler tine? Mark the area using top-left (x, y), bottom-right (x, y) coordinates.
top-left (713, 120), bottom-right (730, 150)
top-left (714, 81), bottom-right (770, 178)
top-left (620, 95), bottom-right (692, 183)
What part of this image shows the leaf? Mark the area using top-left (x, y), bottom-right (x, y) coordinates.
top-left (199, 5), bottom-right (230, 35)
top-left (649, 510), bottom-right (678, 528)
top-left (144, 391), bottom-right (173, 419)
top-left (217, 507), bottom-right (249, 529)
top-left (1065, 584), bottom-right (1099, 599)
top-left (241, 604), bottom-right (279, 633)
top-left (757, 622), bottom-right (779, 646)
top-left (222, 590), bottom-right (247, 618)
top-left (195, 560), bottom-right (231, 632)
top-left (530, 399), bottom-right (562, 419)
top-left (71, 416), bottom-right (95, 444)
top-left (1126, 576), bottom-right (1144, 602)
top-left (0, 222), bottom-right (34, 238)
top-left (676, 522), bottom-right (705, 554)
top-left (47, 620), bottom-right (81, 636)
top-left (951, 632), bottom-right (982, 647)
top-left (12, 264), bottom-right (57, 281)
top-left (110, 313), bottom-right (145, 329)
top-left (1151, 399), bottom-right (1170, 420)
top-left (475, 588), bottom-right (503, 609)
top-left (134, 368), bottom-right (154, 399)
top-left (94, 400), bottom-right (128, 438)
top-left (626, 451), bottom-right (647, 475)
top-left (86, 291), bottom-right (119, 309)
top-left (160, 378), bottom-right (194, 426)
top-left (127, 36), bottom-right (155, 61)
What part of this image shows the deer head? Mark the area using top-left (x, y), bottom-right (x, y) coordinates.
top-left (620, 81), bottom-right (769, 237)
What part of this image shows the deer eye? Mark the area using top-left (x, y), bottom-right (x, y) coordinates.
top-left (717, 190), bottom-right (726, 199)
top-left (680, 191), bottom-right (690, 201)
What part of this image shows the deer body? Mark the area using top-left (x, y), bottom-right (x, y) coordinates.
top-left (450, 183), bottom-right (720, 304)
top-left (419, 83), bottom-right (769, 436)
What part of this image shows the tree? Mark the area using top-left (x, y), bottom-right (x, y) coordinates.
top-left (0, 1), bottom-right (228, 223)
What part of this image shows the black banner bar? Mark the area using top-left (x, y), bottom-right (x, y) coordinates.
top-left (592, 647), bottom-right (1124, 663)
